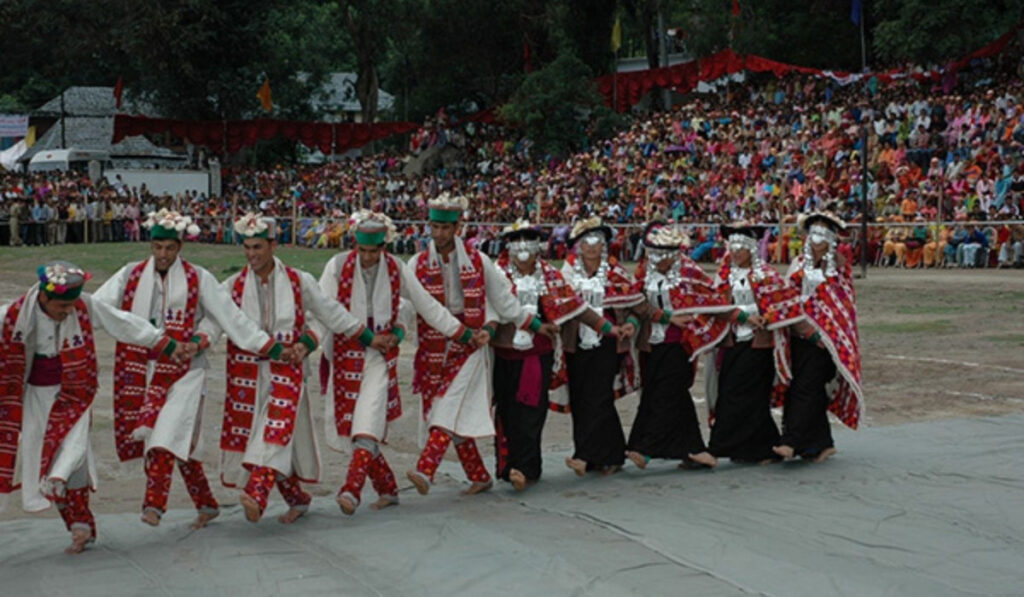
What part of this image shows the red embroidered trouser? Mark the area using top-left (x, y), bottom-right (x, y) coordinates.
top-left (368, 453), bottom-right (398, 498)
top-left (54, 487), bottom-right (96, 539)
top-left (415, 428), bottom-right (491, 484)
top-left (244, 466), bottom-right (312, 511)
top-left (143, 448), bottom-right (219, 513)
top-left (339, 448), bottom-right (374, 504)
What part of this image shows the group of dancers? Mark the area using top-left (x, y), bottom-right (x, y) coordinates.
top-left (0, 194), bottom-right (862, 554)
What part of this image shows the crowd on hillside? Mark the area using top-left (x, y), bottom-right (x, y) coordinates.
top-left (3, 57), bottom-right (1024, 267)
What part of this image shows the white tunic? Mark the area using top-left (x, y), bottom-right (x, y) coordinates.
top-left (0, 291), bottom-right (163, 513)
top-left (202, 258), bottom-right (364, 485)
top-left (405, 240), bottom-right (530, 439)
top-left (93, 257), bottom-right (275, 462)
top-left (317, 251), bottom-right (467, 451)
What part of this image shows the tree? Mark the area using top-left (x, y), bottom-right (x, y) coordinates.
top-left (500, 51), bottom-right (623, 157)
top-left (338, 0), bottom-right (398, 124)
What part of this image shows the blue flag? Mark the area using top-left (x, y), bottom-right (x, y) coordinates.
top-left (851, 0), bottom-right (862, 25)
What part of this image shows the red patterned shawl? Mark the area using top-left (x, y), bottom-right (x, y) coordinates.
top-left (787, 256), bottom-right (864, 429)
top-left (1, 292), bottom-right (97, 492)
top-left (113, 259), bottom-right (199, 462)
top-left (221, 265), bottom-right (306, 452)
top-left (333, 252), bottom-right (402, 437)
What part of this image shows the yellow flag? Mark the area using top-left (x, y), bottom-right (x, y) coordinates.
top-left (257, 78), bottom-right (273, 113)
top-left (611, 15), bottom-right (622, 53)
top-left (25, 126), bottom-right (36, 148)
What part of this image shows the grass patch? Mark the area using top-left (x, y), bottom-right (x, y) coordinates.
top-left (861, 320), bottom-right (954, 334)
top-left (895, 305), bottom-right (964, 315)
top-left (981, 334), bottom-right (1024, 344)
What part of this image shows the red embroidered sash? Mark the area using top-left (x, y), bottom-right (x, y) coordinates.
top-left (1, 295), bottom-right (97, 492)
top-left (113, 259), bottom-right (199, 462)
top-left (497, 255), bottom-right (587, 326)
top-left (332, 252), bottom-right (402, 437)
top-left (221, 266), bottom-right (306, 452)
top-left (788, 260), bottom-right (864, 429)
top-left (412, 244), bottom-right (484, 419)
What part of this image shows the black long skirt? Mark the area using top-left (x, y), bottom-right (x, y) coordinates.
top-left (493, 352), bottom-right (553, 481)
top-left (566, 337), bottom-right (626, 469)
top-left (781, 336), bottom-right (837, 457)
top-left (627, 343), bottom-right (706, 460)
top-left (709, 341), bottom-right (780, 462)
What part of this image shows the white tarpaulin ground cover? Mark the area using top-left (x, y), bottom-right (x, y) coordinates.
top-left (2, 414), bottom-right (1022, 597)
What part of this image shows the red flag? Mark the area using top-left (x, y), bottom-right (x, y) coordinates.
top-left (732, 0), bottom-right (740, 15)
top-left (113, 76), bottom-right (123, 109)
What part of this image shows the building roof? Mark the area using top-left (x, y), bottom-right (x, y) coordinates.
top-left (302, 72), bottom-right (395, 117)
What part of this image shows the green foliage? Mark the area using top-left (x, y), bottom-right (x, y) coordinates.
top-left (500, 52), bottom-right (623, 157)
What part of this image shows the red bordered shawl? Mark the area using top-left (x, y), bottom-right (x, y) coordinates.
top-left (564, 253), bottom-right (644, 308)
top-left (221, 265), bottom-right (306, 453)
top-left (713, 254), bottom-right (805, 386)
top-left (787, 256), bottom-right (864, 429)
top-left (412, 243), bottom-right (484, 419)
top-left (0, 293), bottom-right (97, 493)
top-left (635, 257), bottom-right (732, 359)
top-left (333, 252), bottom-right (402, 437)
top-left (113, 259), bottom-right (199, 462)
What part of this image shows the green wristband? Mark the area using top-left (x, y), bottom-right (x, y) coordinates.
top-left (737, 310), bottom-right (749, 324)
top-left (299, 333), bottom-right (318, 353)
top-left (529, 316), bottom-right (542, 333)
top-left (268, 343), bottom-right (284, 360)
top-left (600, 320), bottom-right (613, 335)
top-left (391, 327), bottom-right (405, 343)
top-left (626, 316), bottom-right (640, 329)
top-left (483, 324), bottom-right (497, 339)
top-left (458, 328), bottom-right (474, 344)
top-left (358, 327), bottom-right (375, 347)
top-left (162, 338), bottom-right (177, 357)
top-left (658, 311), bottom-right (672, 325)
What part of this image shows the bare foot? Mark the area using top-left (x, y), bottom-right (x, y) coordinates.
top-left (509, 469), bottom-right (528, 492)
top-left (565, 457), bottom-right (587, 477)
top-left (600, 464), bottom-right (622, 476)
top-left (683, 451), bottom-right (718, 469)
top-left (140, 508), bottom-right (161, 527)
top-left (369, 497), bottom-right (398, 511)
top-left (190, 509), bottom-right (219, 530)
top-left (239, 494), bottom-right (262, 523)
top-left (813, 447), bottom-right (838, 463)
top-left (65, 528), bottom-right (92, 555)
top-left (772, 445), bottom-right (795, 460)
top-left (406, 470), bottom-right (430, 495)
top-left (626, 450), bottom-right (648, 470)
top-left (462, 480), bottom-right (493, 495)
top-left (277, 508), bottom-right (307, 524)
top-left (336, 493), bottom-right (357, 516)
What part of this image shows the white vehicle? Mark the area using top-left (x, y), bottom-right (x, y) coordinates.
top-left (28, 148), bottom-right (113, 173)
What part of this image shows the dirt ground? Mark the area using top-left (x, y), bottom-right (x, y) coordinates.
top-left (1, 261), bottom-right (1021, 522)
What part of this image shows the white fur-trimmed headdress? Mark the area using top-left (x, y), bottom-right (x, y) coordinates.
top-left (143, 208), bottom-right (200, 240)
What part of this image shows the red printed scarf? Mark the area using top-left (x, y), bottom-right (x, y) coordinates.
top-left (333, 252), bottom-right (402, 437)
top-left (412, 243), bottom-right (484, 419)
top-left (0, 293), bottom-right (97, 493)
top-left (635, 257), bottom-right (732, 358)
top-left (787, 257), bottom-right (864, 429)
top-left (221, 265), bottom-right (306, 452)
top-left (113, 259), bottom-right (198, 462)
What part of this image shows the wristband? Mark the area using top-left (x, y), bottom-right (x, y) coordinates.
top-left (161, 338), bottom-right (177, 357)
top-left (458, 328), bottom-right (474, 344)
top-left (626, 316), bottom-right (640, 329)
top-left (529, 316), bottom-right (543, 333)
top-left (658, 311), bottom-right (672, 325)
top-left (358, 327), bottom-right (375, 347)
top-left (483, 324), bottom-right (497, 339)
top-left (736, 310), bottom-right (749, 324)
top-left (299, 333), bottom-right (318, 353)
top-left (268, 343), bottom-right (284, 360)
top-left (391, 326), bottom-right (406, 344)
top-left (600, 320), bottom-right (613, 335)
